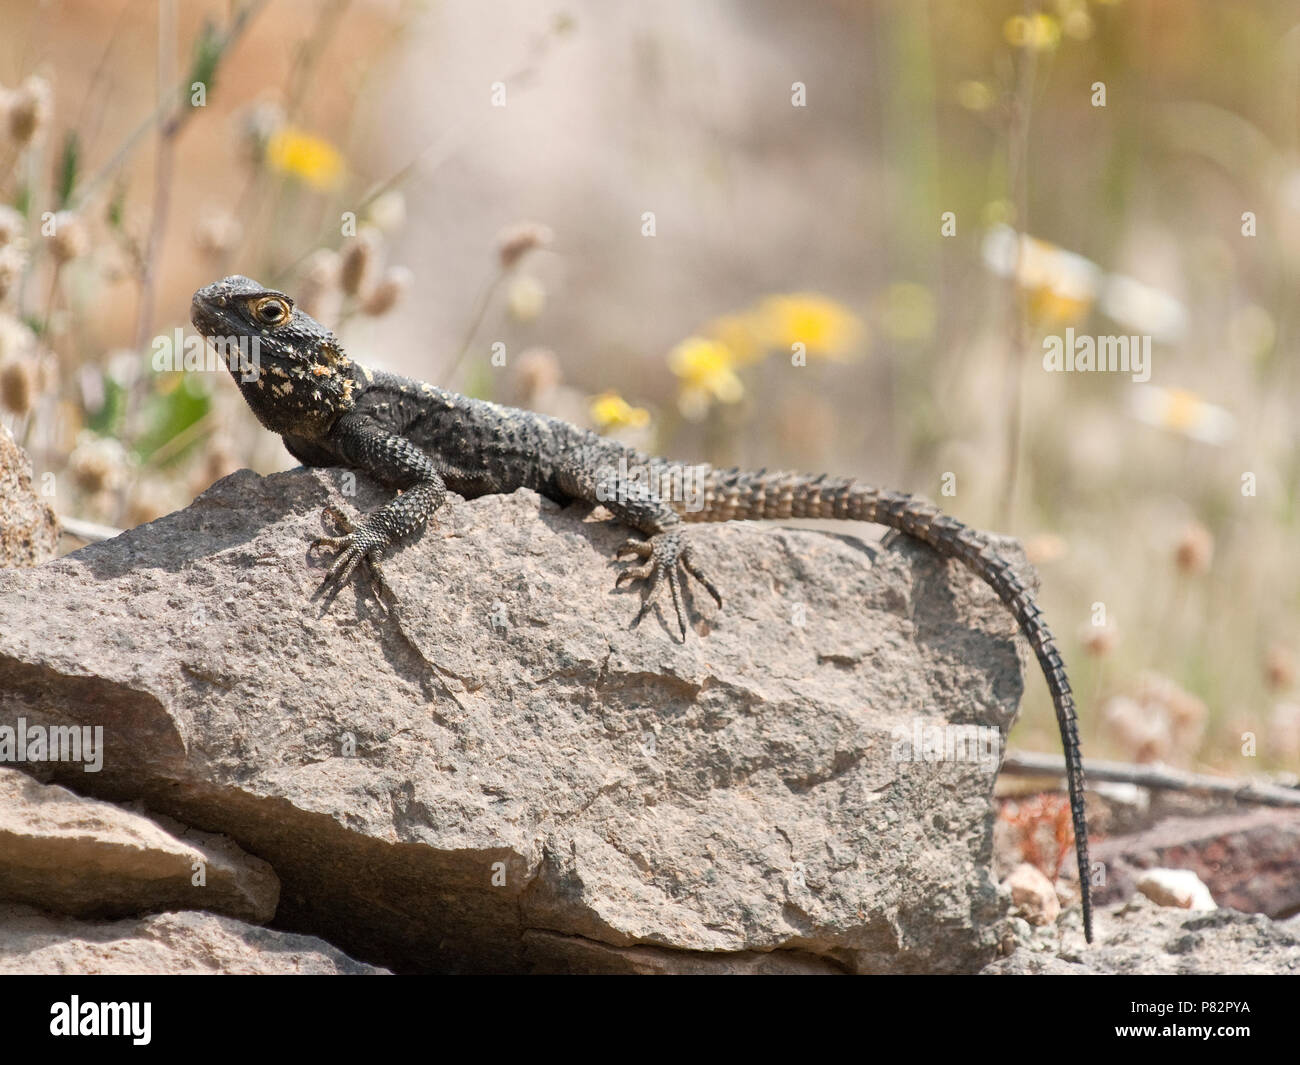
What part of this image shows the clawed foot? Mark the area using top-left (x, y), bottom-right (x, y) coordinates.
top-left (310, 505), bottom-right (390, 598)
top-left (614, 532), bottom-right (722, 638)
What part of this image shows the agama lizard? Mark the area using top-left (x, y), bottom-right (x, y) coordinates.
top-left (191, 274), bottom-right (1094, 943)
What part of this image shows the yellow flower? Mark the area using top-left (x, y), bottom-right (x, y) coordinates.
top-left (752, 293), bottom-right (866, 361)
top-left (956, 80), bottom-right (994, 113)
top-left (982, 225), bottom-right (1099, 327)
top-left (704, 314), bottom-right (762, 365)
top-left (1028, 285), bottom-right (1093, 326)
top-left (589, 391), bottom-right (651, 432)
top-left (1004, 13), bottom-right (1061, 51)
top-left (1061, 9), bottom-right (1093, 40)
top-left (668, 336), bottom-right (743, 420)
top-left (266, 127), bottom-right (344, 190)
top-left (1129, 386), bottom-right (1235, 445)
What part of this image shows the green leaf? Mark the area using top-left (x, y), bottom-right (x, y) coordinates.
top-left (134, 373), bottom-right (212, 464)
top-left (106, 181), bottom-right (126, 230)
top-left (86, 373), bottom-right (127, 437)
top-left (186, 20), bottom-right (225, 108)
top-left (55, 130), bottom-right (79, 209)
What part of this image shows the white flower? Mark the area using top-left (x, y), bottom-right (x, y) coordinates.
top-left (1129, 386), bottom-right (1235, 445)
top-left (1101, 274), bottom-right (1187, 343)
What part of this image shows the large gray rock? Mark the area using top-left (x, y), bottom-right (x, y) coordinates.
top-left (0, 767), bottom-right (278, 922)
top-left (0, 904), bottom-right (385, 974)
top-left (0, 466), bottom-right (1034, 973)
top-left (0, 422), bottom-right (57, 567)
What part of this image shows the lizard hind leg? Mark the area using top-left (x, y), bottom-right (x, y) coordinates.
top-left (614, 531), bottom-right (722, 638)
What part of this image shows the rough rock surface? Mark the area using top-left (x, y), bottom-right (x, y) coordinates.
top-left (0, 904), bottom-right (386, 974)
top-left (0, 422), bottom-right (58, 568)
top-left (0, 466), bottom-right (1037, 974)
top-left (984, 896), bottom-right (1300, 974)
top-left (0, 767), bottom-right (278, 922)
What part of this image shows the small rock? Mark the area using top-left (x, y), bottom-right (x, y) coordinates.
top-left (1005, 862), bottom-right (1061, 926)
top-left (1137, 868), bottom-right (1217, 911)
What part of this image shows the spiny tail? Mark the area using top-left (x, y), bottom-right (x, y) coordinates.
top-left (675, 465), bottom-right (1093, 943)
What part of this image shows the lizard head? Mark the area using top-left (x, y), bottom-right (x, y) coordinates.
top-left (191, 275), bottom-right (359, 435)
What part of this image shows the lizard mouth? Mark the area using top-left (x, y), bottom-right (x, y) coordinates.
top-left (190, 289), bottom-right (226, 338)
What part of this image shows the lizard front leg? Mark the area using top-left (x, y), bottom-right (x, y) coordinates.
top-left (310, 413), bottom-right (447, 591)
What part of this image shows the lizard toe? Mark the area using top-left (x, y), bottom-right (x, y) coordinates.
top-left (614, 530), bottom-right (708, 637)
top-left (616, 561), bottom-right (655, 587)
top-left (680, 544), bottom-right (722, 608)
top-left (615, 537), bottom-right (654, 560)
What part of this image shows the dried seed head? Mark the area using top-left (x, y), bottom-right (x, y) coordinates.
top-left (0, 205), bottom-right (24, 247)
top-left (513, 347), bottom-right (561, 404)
top-left (0, 244), bottom-right (27, 301)
top-left (48, 212), bottom-right (88, 263)
top-left (1137, 670), bottom-right (1207, 758)
top-left (5, 75), bottom-right (52, 146)
top-left (1269, 701), bottom-right (1300, 761)
top-left (1024, 533), bottom-right (1068, 566)
top-left (361, 265), bottom-right (412, 316)
top-left (298, 248), bottom-right (342, 322)
top-left (68, 435), bottom-right (127, 496)
top-left (497, 222), bottom-right (553, 270)
top-left (1266, 645), bottom-right (1295, 692)
top-left (339, 229), bottom-right (379, 297)
top-left (194, 207), bottom-right (243, 258)
top-left (1078, 621), bottom-right (1117, 658)
top-left (0, 357), bottom-right (39, 416)
top-left (96, 241), bottom-right (131, 283)
top-left (1174, 522), bottom-right (1213, 575)
top-left (0, 312), bottom-right (35, 362)
top-left (1102, 694), bottom-right (1167, 764)
top-left (304, 247), bottom-right (341, 287)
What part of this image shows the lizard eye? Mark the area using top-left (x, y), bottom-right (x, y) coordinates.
top-left (253, 297), bottom-right (290, 325)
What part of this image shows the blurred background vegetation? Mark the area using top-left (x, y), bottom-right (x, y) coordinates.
top-left (1, 0), bottom-right (1298, 779)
